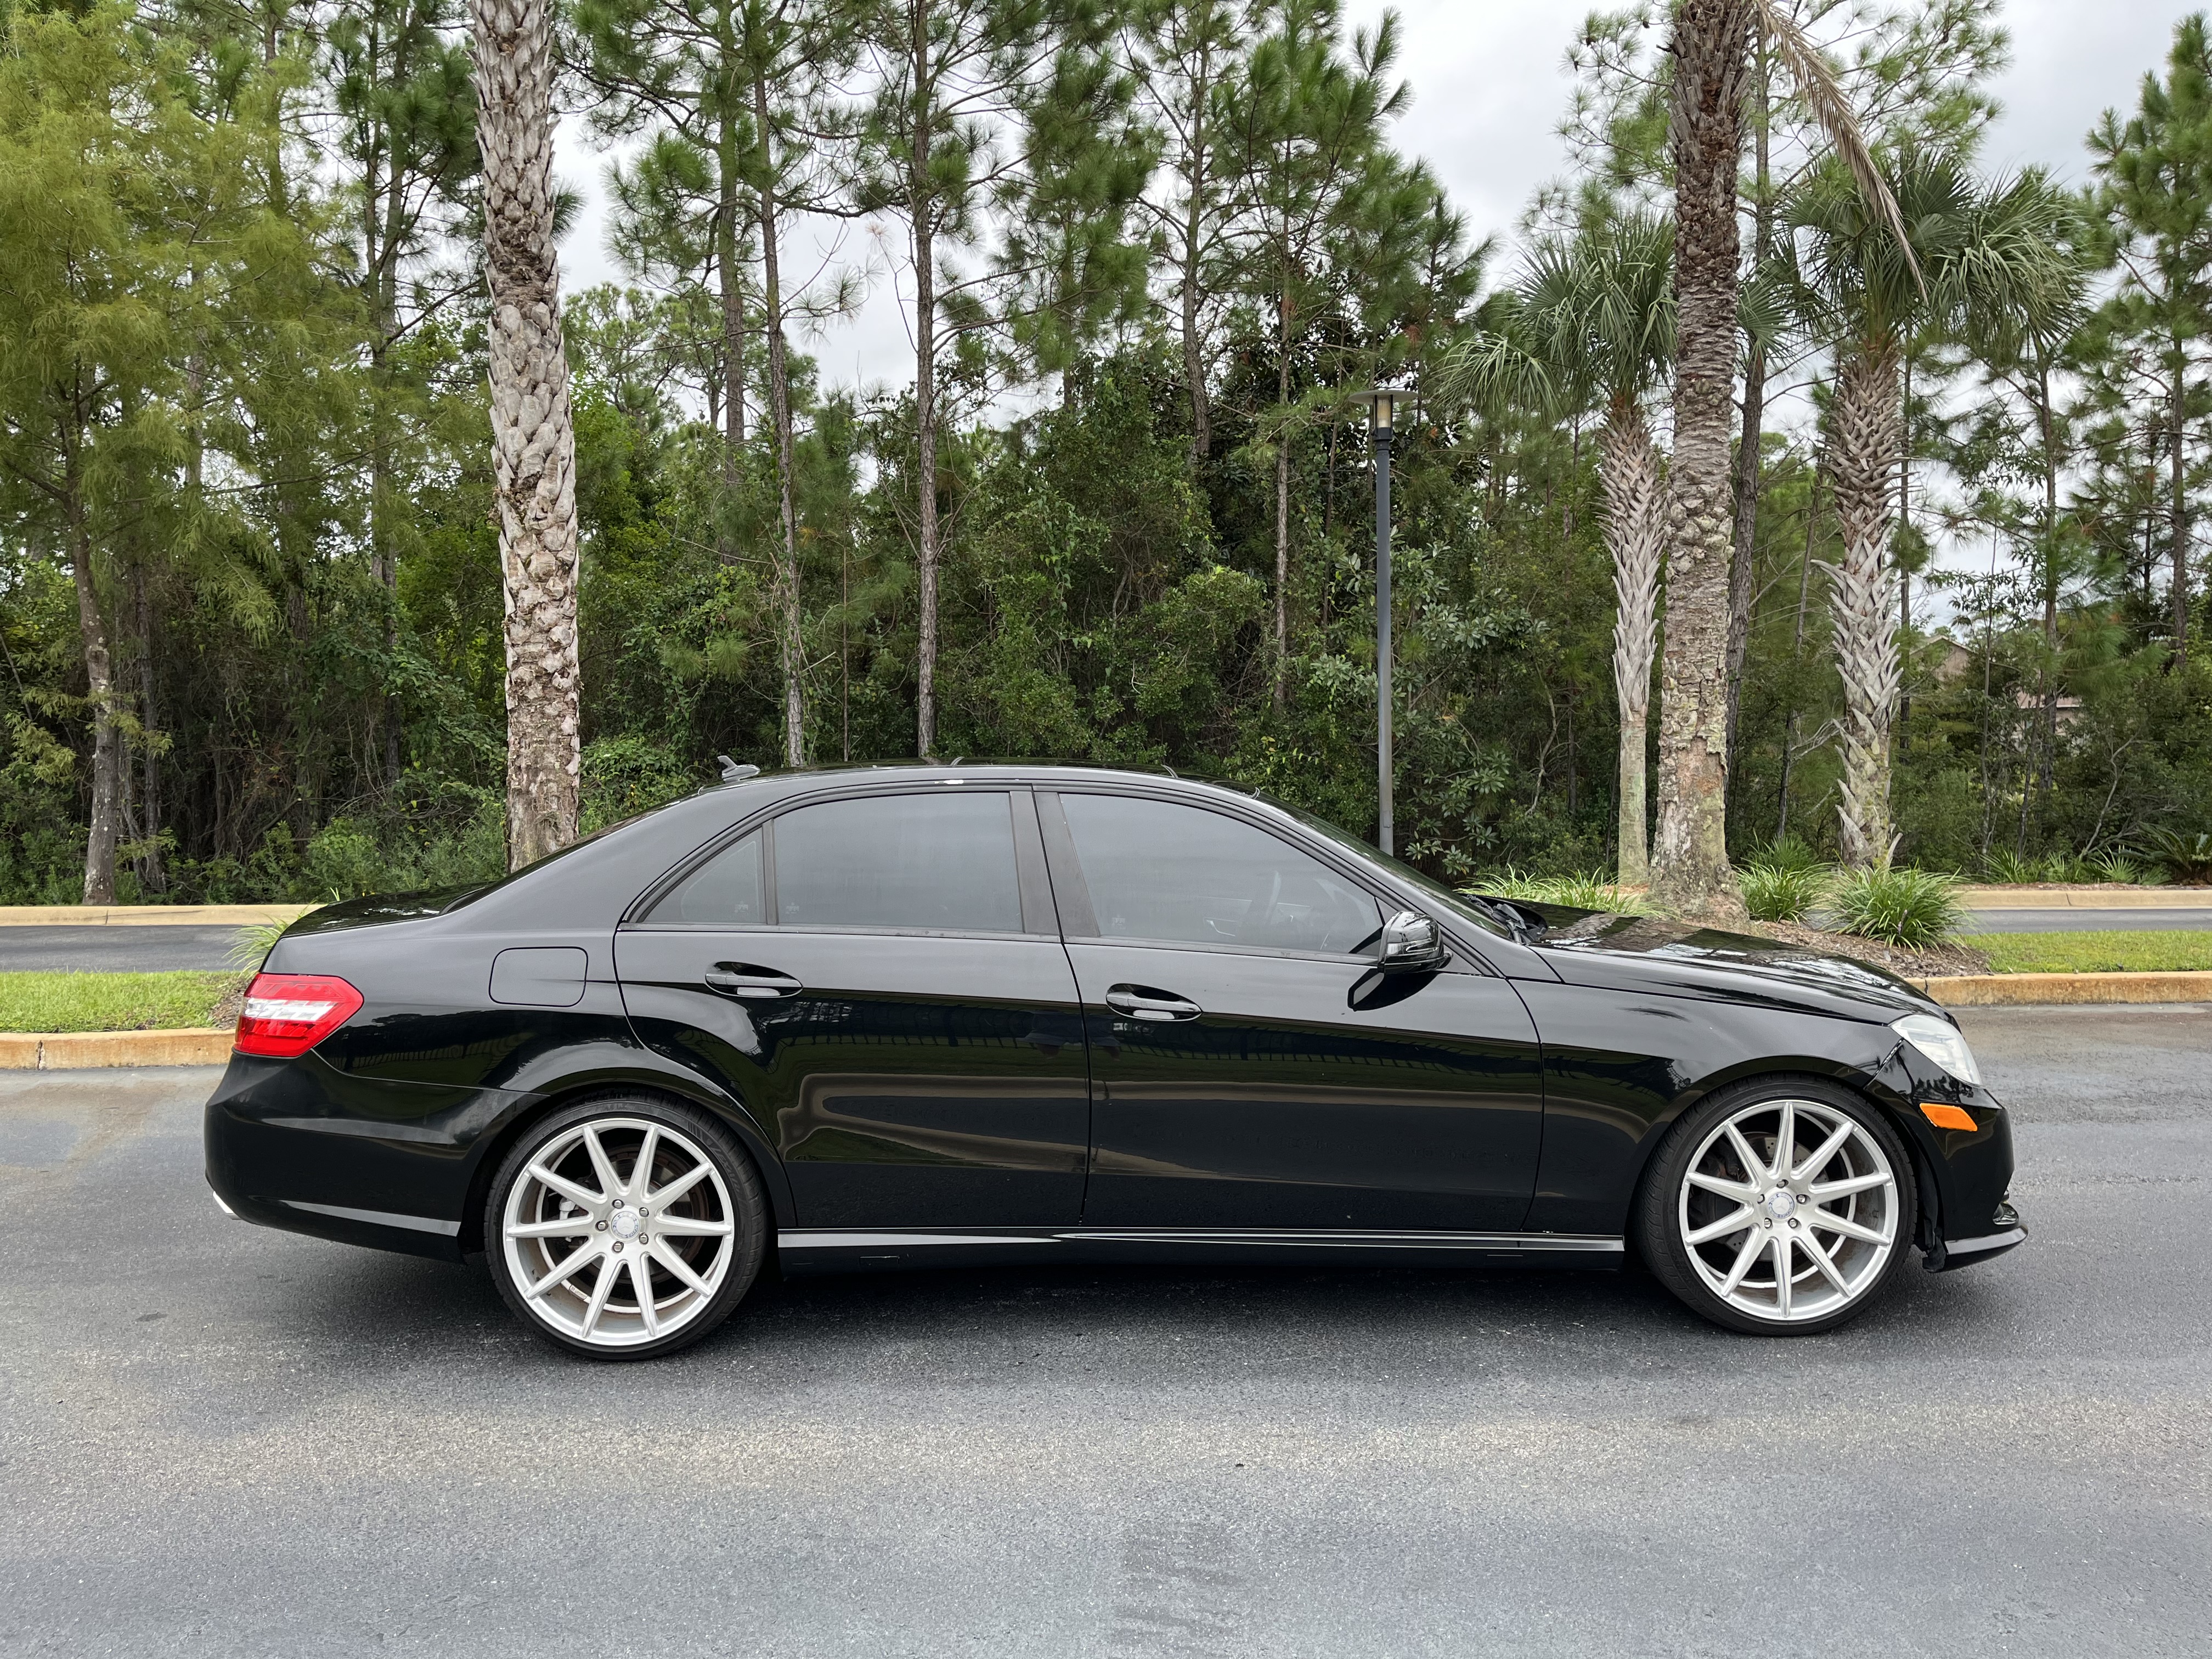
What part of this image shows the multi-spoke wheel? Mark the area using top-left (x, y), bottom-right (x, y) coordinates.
top-left (486, 1098), bottom-right (765, 1358)
top-left (1638, 1080), bottom-right (1916, 1335)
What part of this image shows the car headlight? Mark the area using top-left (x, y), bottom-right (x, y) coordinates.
top-left (1892, 1013), bottom-right (1980, 1086)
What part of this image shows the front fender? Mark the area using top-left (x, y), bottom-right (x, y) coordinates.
top-left (1515, 981), bottom-right (2010, 1246)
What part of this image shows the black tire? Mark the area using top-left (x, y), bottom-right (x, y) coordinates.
top-left (1635, 1076), bottom-right (1917, 1337)
top-left (485, 1094), bottom-right (768, 1360)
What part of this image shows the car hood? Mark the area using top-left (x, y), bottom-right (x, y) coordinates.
top-left (1515, 905), bottom-right (1938, 1021)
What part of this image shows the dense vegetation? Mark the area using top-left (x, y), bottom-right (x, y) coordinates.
top-left (5, 0), bottom-right (2212, 906)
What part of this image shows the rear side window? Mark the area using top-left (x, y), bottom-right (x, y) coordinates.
top-left (1059, 793), bottom-right (1381, 954)
top-left (776, 791), bottom-right (1023, 933)
top-left (646, 830), bottom-right (764, 925)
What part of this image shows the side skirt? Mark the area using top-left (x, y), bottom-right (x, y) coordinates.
top-left (777, 1227), bottom-right (1623, 1277)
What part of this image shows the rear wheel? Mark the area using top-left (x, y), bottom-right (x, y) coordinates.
top-left (1637, 1079), bottom-right (1916, 1336)
top-left (486, 1096), bottom-right (766, 1359)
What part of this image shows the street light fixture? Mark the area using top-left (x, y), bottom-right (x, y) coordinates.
top-left (1361, 388), bottom-right (1397, 855)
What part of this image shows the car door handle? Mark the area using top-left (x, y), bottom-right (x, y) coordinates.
top-left (704, 967), bottom-right (803, 1000)
top-left (1104, 985), bottom-right (1203, 1022)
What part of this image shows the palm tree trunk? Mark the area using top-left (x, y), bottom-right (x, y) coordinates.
top-left (1724, 20), bottom-right (1771, 771)
top-left (1828, 339), bottom-right (1903, 868)
top-left (1600, 399), bottom-right (1662, 887)
top-left (472, 0), bottom-right (582, 868)
top-left (1650, 0), bottom-right (1751, 922)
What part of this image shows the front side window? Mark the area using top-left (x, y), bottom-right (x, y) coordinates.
top-left (776, 791), bottom-right (1024, 933)
top-left (1059, 793), bottom-right (1381, 954)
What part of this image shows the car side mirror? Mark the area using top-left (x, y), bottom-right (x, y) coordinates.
top-left (1377, 909), bottom-right (1446, 974)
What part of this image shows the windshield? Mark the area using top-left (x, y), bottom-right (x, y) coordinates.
top-left (1271, 801), bottom-right (1512, 940)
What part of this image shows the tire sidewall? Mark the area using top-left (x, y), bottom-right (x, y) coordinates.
top-left (1637, 1076), bottom-right (1918, 1337)
top-left (485, 1094), bottom-right (768, 1360)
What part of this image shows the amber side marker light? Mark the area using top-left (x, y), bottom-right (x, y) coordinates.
top-left (1920, 1102), bottom-right (1979, 1131)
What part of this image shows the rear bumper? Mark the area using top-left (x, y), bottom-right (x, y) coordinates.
top-left (202, 1051), bottom-right (527, 1262)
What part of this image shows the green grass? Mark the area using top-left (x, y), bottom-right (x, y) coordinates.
top-left (0, 971), bottom-right (244, 1033)
top-left (1964, 931), bottom-right (2212, 974)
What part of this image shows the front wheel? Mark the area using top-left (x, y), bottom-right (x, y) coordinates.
top-left (486, 1097), bottom-right (767, 1359)
top-left (1637, 1079), bottom-right (1916, 1336)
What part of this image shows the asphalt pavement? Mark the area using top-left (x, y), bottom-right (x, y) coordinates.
top-left (1961, 907), bottom-right (2212, 934)
top-left (0, 926), bottom-right (245, 972)
top-left (1, 1006), bottom-right (2208, 1656)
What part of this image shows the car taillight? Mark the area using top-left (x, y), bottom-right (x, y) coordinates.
top-left (233, 973), bottom-right (364, 1058)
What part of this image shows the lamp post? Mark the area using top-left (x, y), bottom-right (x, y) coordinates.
top-left (1362, 388), bottom-right (1396, 855)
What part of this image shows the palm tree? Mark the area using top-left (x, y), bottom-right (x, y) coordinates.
top-left (472, 0), bottom-right (582, 867)
top-left (1651, 0), bottom-right (1909, 919)
top-left (1444, 213), bottom-right (1674, 887)
top-left (1788, 149), bottom-right (2078, 866)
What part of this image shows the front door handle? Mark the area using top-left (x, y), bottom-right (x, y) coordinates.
top-left (1104, 985), bottom-right (1203, 1022)
top-left (704, 966), bottom-right (803, 1000)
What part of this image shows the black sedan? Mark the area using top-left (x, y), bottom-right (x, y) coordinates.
top-left (205, 763), bottom-right (2023, 1357)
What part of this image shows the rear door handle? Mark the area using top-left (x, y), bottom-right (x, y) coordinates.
top-left (704, 967), bottom-right (803, 1000)
top-left (1104, 985), bottom-right (1203, 1022)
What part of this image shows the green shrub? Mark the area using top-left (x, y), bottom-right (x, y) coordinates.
top-left (1829, 866), bottom-right (1963, 950)
top-left (1469, 868), bottom-right (1649, 913)
top-left (1742, 833), bottom-right (1827, 876)
top-left (2144, 828), bottom-right (2212, 885)
top-left (2085, 847), bottom-right (2150, 884)
top-left (1740, 862), bottom-right (1829, 923)
top-left (1982, 847), bottom-right (2061, 884)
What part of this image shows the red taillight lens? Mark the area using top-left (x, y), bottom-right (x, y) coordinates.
top-left (233, 973), bottom-right (364, 1058)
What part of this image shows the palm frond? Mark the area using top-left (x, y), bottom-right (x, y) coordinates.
top-left (1432, 321), bottom-right (1564, 422)
top-left (1751, 0), bottom-right (1922, 296)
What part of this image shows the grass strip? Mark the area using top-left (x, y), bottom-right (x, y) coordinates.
top-left (1961, 930), bottom-right (2212, 974)
top-left (0, 970), bottom-right (244, 1033)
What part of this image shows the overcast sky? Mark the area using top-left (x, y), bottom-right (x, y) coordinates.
top-left (560, 0), bottom-right (2200, 408)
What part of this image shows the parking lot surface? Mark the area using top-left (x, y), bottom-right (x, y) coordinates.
top-left (1, 1006), bottom-right (2207, 1657)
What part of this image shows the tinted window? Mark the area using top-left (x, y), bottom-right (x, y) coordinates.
top-left (775, 791), bottom-right (1023, 933)
top-left (646, 830), bottom-right (765, 925)
top-left (1059, 793), bottom-right (1381, 953)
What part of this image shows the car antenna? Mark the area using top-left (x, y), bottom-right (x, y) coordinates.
top-left (716, 755), bottom-right (760, 783)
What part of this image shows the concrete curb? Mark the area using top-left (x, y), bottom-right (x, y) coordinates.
top-left (0, 1029), bottom-right (233, 1069)
top-left (1914, 972), bottom-right (2212, 1007)
top-left (0, 905), bottom-right (315, 928)
top-left (1955, 886), bottom-right (2212, 910)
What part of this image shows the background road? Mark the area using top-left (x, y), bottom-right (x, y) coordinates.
top-left (1961, 907), bottom-right (2212, 933)
top-left (1, 1006), bottom-right (2207, 1656)
top-left (0, 927), bottom-right (243, 972)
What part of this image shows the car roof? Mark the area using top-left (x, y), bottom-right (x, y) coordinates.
top-left (700, 759), bottom-right (1249, 795)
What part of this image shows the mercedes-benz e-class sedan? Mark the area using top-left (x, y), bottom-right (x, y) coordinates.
top-left (204, 763), bottom-right (2022, 1357)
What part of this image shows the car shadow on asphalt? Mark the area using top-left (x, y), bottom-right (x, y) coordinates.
top-left (261, 1241), bottom-right (2008, 1378)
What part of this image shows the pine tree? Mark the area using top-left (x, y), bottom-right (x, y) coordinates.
top-left (2089, 13), bottom-right (2212, 664)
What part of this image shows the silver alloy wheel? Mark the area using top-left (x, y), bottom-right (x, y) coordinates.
top-left (500, 1115), bottom-right (737, 1350)
top-left (1677, 1097), bottom-right (1900, 1325)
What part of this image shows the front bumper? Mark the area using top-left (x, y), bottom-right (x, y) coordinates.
top-left (1929, 1222), bottom-right (2027, 1271)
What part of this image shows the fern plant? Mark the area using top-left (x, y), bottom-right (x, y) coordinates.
top-left (2144, 828), bottom-right (2212, 886)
